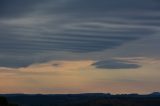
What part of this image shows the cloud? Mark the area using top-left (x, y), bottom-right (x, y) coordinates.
top-left (0, 60), bottom-right (94, 74)
top-left (0, 0), bottom-right (160, 67)
top-left (0, 58), bottom-right (160, 94)
top-left (0, 0), bottom-right (45, 18)
top-left (92, 59), bottom-right (141, 69)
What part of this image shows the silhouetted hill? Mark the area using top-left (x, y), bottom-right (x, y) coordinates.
top-left (1, 93), bottom-right (160, 106)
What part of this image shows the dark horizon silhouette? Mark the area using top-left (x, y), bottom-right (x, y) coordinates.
top-left (0, 92), bottom-right (160, 106)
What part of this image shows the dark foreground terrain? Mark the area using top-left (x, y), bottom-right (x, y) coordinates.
top-left (1, 92), bottom-right (160, 106)
top-left (0, 96), bottom-right (18, 106)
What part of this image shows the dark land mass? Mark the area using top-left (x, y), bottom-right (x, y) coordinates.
top-left (0, 96), bottom-right (18, 106)
top-left (0, 92), bottom-right (160, 106)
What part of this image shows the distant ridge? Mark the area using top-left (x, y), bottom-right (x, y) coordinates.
top-left (1, 92), bottom-right (160, 96)
top-left (0, 92), bottom-right (160, 106)
top-left (149, 92), bottom-right (160, 96)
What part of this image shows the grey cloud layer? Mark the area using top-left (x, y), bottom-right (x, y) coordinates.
top-left (92, 59), bottom-right (141, 69)
top-left (0, 0), bottom-right (160, 67)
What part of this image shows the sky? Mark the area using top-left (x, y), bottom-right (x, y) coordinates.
top-left (0, 0), bottom-right (160, 94)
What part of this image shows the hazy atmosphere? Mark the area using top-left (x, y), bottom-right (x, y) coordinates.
top-left (0, 0), bottom-right (160, 94)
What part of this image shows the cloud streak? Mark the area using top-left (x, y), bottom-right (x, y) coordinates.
top-left (92, 59), bottom-right (141, 69)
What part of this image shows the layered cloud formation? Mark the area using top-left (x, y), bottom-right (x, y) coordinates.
top-left (0, 0), bottom-right (160, 94)
top-left (0, 0), bottom-right (160, 67)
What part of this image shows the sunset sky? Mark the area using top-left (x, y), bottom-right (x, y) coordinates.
top-left (0, 0), bottom-right (160, 94)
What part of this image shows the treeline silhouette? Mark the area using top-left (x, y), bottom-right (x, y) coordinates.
top-left (1, 93), bottom-right (160, 106)
top-left (68, 97), bottom-right (160, 106)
